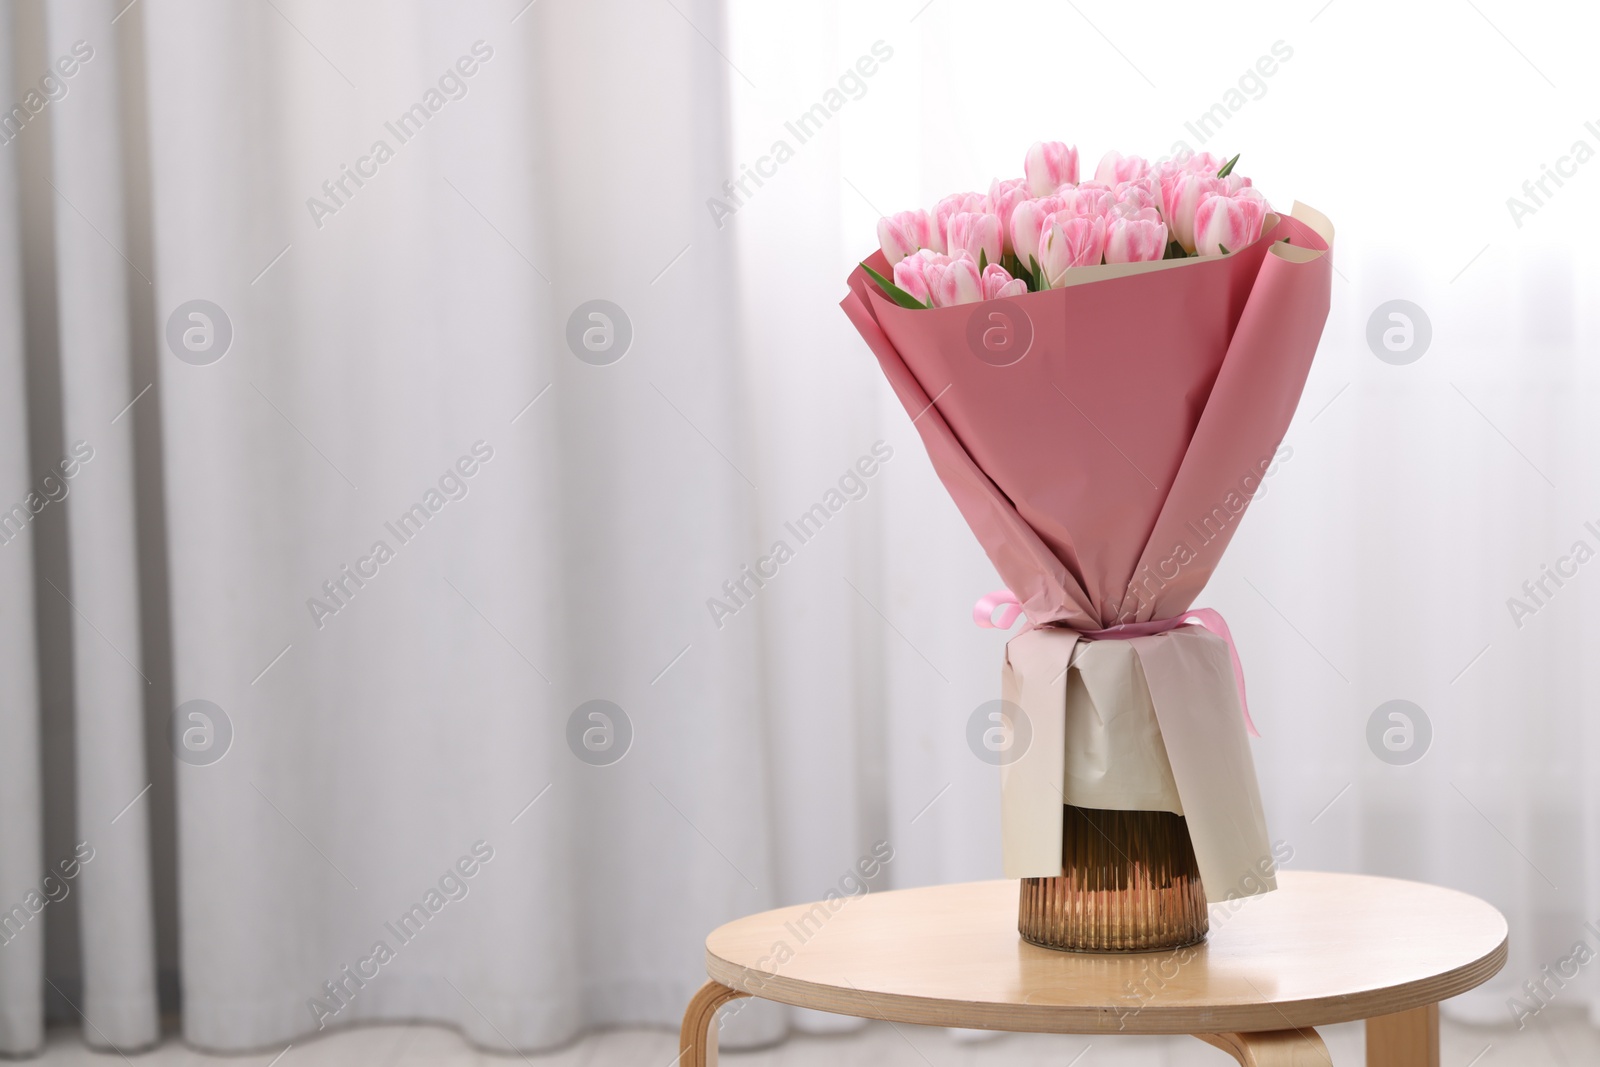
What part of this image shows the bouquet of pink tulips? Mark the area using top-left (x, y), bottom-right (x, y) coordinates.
top-left (841, 141), bottom-right (1334, 904)
top-left (867, 142), bottom-right (1269, 308)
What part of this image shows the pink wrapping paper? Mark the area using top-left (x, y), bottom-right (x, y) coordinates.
top-left (841, 206), bottom-right (1332, 630)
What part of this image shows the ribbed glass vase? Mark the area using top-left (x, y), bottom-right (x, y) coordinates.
top-left (1018, 805), bottom-right (1208, 952)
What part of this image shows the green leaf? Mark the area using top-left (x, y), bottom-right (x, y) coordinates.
top-left (1162, 239), bottom-right (1187, 260)
top-left (1216, 152), bottom-right (1240, 179)
top-left (978, 247), bottom-right (988, 272)
top-left (1218, 243), bottom-right (1230, 255)
top-left (1029, 255), bottom-right (1045, 291)
top-left (1009, 256), bottom-right (1033, 290)
top-left (860, 262), bottom-right (930, 309)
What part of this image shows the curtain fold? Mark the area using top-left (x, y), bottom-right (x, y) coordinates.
top-left (44, 0), bottom-right (159, 1047)
top-left (0, 2), bottom-right (46, 1049)
top-left (1, 0), bottom-right (1598, 1057)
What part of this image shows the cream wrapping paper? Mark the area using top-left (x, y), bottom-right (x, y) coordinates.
top-left (1001, 625), bottom-right (1275, 903)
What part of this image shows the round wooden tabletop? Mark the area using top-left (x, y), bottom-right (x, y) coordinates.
top-left (703, 871), bottom-right (1508, 1035)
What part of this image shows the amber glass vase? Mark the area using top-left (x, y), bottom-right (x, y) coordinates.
top-left (1018, 804), bottom-right (1208, 952)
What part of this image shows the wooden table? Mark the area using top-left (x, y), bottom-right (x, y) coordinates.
top-left (680, 870), bottom-right (1507, 1066)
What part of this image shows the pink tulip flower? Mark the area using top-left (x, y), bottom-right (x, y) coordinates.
top-left (988, 178), bottom-right (1029, 255)
top-left (892, 250), bottom-right (984, 308)
top-left (930, 252), bottom-right (985, 307)
top-left (981, 262), bottom-right (1027, 300)
top-left (1113, 176), bottom-right (1161, 213)
top-left (1181, 151), bottom-right (1227, 175)
top-left (1112, 204), bottom-right (1161, 225)
top-left (891, 248), bottom-right (942, 305)
top-left (946, 211), bottom-right (1004, 268)
top-left (1037, 213), bottom-right (1107, 287)
top-left (1057, 185), bottom-right (1113, 220)
top-left (1095, 151), bottom-right (1152, 185)
top-left (934, 192), bottom-right (987, 253)
top-left (1193, 192), bottom-right (1268, 257)
top-left (1010, 195), bottom-right (1064, 270)
top-left (877, 210), bottom-right (937, 265)
top-left (1160, 171), bottom-right (1225, 253)
top-left (1105, 214), bottom-right (1169, 263)
top-left (1153, 157), bottom-right (1182, 196)
top-left (1024, 141), bottom-right (1079, 196)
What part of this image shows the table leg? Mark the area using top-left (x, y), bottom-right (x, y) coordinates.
top-left (679, 980), bottom-right (750, 1067)
top-left (1196, 1029), bottom-right (1332, 1065)
top-left (1366, 1003), bottom-right (1439, 1066)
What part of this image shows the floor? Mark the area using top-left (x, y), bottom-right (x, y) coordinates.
top-left (21, 1012), bottom-right (1600, 1066)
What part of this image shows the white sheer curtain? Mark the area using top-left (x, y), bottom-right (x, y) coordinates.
top-left (3, 0), bottom-right (806, 1053)
top-left (1, 0), bottom-right (1596, 1058)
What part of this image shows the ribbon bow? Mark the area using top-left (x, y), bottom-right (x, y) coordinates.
top-left (974, 588), bottom-right (1258, 738)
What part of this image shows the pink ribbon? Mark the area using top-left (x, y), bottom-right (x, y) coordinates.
top-left (973, 589), bottom-right (1028, 629)
top-left (973, 588), bottom-right (1259, 738)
